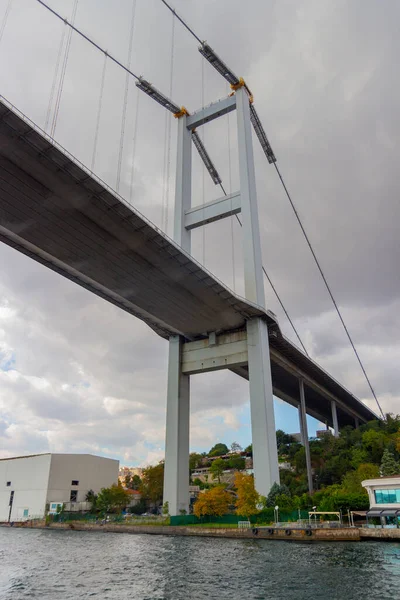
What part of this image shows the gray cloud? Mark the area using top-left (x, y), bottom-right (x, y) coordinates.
top-left (0, 0), bottom-right (398, 463)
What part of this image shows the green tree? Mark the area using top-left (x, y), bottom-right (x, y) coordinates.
top-left (189, 453), bottom-right (203, 472)
top-left (209, 443), bottom-right (229, 457)
top-left (129, 498), bottom-right (147, 515)
top-left (234, 472), bottom-right (259, 518)
top-left (276, 430), bottom-right (299, 456)
top-left (85, 489), bottom-right (98, 510)
top-left (131, 475), bottom-right (142, 490)
top-left (125, 474), bottom-right (142, 490)
top-left (384, 413), bottom-right (400, 434)
top-left (244, 443), bottom-right (252, 455)
top-left (97, 484), bottom-right (130, 514)
top-left (140, 462), bottom-right (164, 506)
top-left (265, 482), bottom-right (290, 507)
top-left (341, 463), bottom-right (379, 494)
top-left (350, 447), bottom-right (368, 469)
top-left (362, 429), bottom-right (387, 463)
top-left (280, 469), bottom-right (309, 496)
top-left (230, 442), bottom-right (242, 453)
top-left (55, 502), bottom-right (65, 515)
top-left (274, 493), bottom-right (294, 511)
top-left (380, 448), bottom-right (399, 476)
top-left (292, 446), bottom-right (306, 472)
top-left (209, 458), bottom-right (225, 483)
top-left (228, 454), bottom-right (246, 471)
top-left (316, 489), bottom-right (369, 512)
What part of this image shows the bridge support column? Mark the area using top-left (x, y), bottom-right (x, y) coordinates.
top-left (247, 318), bottom-right (280, 496)
top-left (299, 379), bottom-right (313, 494)
top-left (331, 400), bottom-right (339, 437)
top-left (236, 86), bottom-right (280, 496)
top-left (163, 335), bottom-right (190, 516)
top-left (354, 417), bottom-right (359, 429)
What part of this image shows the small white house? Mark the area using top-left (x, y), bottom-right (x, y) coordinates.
top-left (362, 475), bottom-right (400, 527)
top-left (0, 453), bottom-right (119, 522)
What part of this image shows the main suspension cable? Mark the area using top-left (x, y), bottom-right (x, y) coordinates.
top-left (159, 0), bottom-right (202, 44)
top-left (273, 164), bottom-right (384, 417)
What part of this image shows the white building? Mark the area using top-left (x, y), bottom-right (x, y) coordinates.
top-left (362, 475), bottom-right (400, 527)
top-left (0, 453), bottom-right (119, 522)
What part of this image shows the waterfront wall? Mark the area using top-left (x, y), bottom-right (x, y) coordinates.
top-left (360, 528), bottom-right (400, 540)
top-left (11, 520), bottom-right (400, 541)
top-left (5, 521), bottom-right (361, 541)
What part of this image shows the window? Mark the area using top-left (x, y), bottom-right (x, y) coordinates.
top-left (6, 481), bottom-right (11, 486)
top-left (70, 490), bottom-right (78, 502)
top-left (71, 480), bottom-right (79, 486)
top-left (23, 509), bottom-right (29, 517)
top-left (374, 488), bottom-right (400, 504)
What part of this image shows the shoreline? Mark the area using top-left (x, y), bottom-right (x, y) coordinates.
top-left (3, 521), bottom-right (400, 542)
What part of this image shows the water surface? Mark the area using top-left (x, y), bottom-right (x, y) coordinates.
top-left (0, 528), bottom-right (399, 599)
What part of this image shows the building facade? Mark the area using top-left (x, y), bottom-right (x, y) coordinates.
top-left (0, 453), bottom-right (119, 521)
top-left (362, 475), bottom-right (400, 527)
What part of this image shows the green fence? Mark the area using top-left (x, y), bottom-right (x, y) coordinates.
top-left (51, 513), bottom-right (124, 523)
top-left (170, 510), bottom-right (310, 527)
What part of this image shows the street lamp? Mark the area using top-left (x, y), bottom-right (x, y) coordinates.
top-left (312, 506), bottom-right (317, 528)
top-left (274, 505), bottom-right (279, 525)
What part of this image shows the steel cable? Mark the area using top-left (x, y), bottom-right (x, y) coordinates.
top-left (36, 0), bottom-right (140, 80)
top-left (50, 0), bottom-right (78, 138)
top-left (129, 87), bottom-right (140, 205)
top-left (0, 0), bottom-right (13, 47)
top-left (165, 14), bottom-right (175, 235)
top-left (116, 0), bottom-right (137, 193)
top-left (91, 52), bottom-right (107, 172)
top-left (45, 20), bottom-right (66, 132)
top-left (273, 163), bottom-right (384, 417)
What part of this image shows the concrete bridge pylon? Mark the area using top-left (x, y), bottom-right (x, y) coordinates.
top-left (163, 88), bottom-right (280, 515)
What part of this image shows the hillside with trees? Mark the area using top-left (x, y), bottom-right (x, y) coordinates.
top-left (120, 415), bottom-right (400, 517)
top-left (273, 414), bottom-right (400, 511)
top-left (189, 414), bottom-right (400, 517)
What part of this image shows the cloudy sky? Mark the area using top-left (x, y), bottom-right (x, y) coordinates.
top-left (0, 0), bottom-right (399, 466)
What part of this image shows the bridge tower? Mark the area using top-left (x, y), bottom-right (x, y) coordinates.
top-left (163, 87), bottom-right (280, 515)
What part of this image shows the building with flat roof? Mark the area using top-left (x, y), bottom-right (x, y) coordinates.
top-left (362, 475), bottom-right (400, 527)
top-left (0, 453), bottom-right (119, 522)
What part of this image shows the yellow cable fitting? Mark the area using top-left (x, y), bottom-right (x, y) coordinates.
top-left (173, 106), bottom-right (190, 119)
top-left (230, 77), bottom-right (246, 92)
top-left (230, 78), bottom-right (254, 103)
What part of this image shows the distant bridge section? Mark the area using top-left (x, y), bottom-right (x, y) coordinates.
top-left (0, 97), bottom-right (377, 433)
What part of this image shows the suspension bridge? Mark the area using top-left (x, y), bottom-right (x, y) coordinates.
top-left (0, 0), bottom-right (381, 514)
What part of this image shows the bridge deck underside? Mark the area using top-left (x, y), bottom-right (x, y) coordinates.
top-left (0, 97), bottom-right (378, 428)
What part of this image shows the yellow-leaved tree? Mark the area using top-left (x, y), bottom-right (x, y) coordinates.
top-left (234, 472), bottom-right (259, 518)
top-left (193, 486), bottom-right (231, 517)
